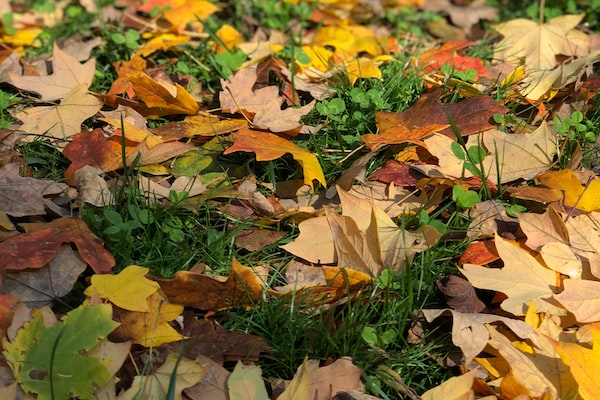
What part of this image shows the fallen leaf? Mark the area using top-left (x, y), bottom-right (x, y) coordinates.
top-left (0, 216), bottom-right (115, 274)
top-left (493, 14), bottom-right (589, 70)
top-left (135, 33), bottom-right (190, 58)
top-left (460, 233), bottom-right (558, 316)
top-left (377, 92), bottom-right (508, 138)
top-left (85, 265), bottom-right (160, 312)
top-left (0, 162), bottom-right (69, 217)
top-left (227, 361), bottom-right (269, 400)
top-left (128, 72), bottom-right (199, 117)
top-left (223, 128), bottom-right (326, 189)
top-left (63, 128), bottom-right (130, 184)
top-left (118, 353), bottom-right (205, 400)
top-left (183, 355), bottom-right (229, 400)
top-left (7, 43), bottom-right (96, 101)
top-left (421, 367), bottom-right (479, 400)
top-left (422, 308), bottom-right (539, 364)
top-left (156, 258), bottom-right (265, 310)
top-left (550, 322), bottom-right (600, 400)
top-left (555, 279), bottom-right (600, 323)
top-left (436, 274), bottom-right (486, 313)
top-left (13, 84), bottom-right (103, 142)
top-left (537, 169), bottom-right (600, 212)
top-left (362, 121), bottom-right (449, 149)
top-left (0, 246), bottom-right (87, 308)
top-left (111, 291), bottom-right (185, 347)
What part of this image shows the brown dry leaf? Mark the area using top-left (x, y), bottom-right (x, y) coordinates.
top-left (128, 72), bottom-right (199, 117)
top-left (436, 275), bottom-right (486, 313)
top-left (183, 355), bottom-right (229, 400)
top-left (156, 258), bottom-right (265, 310)
top-left (13, 84), bottom-right (103, 142)
top-left (223, 128), bottom-right (326, 189)
top-left (111, 291), bottom-right (185, 347)
top-left (472, 122), bottom-right (557, 183)
top-left (0, 246), bottom-right (87, 308)
top-left (423, 0), bottom-right (498, 32)
top-left (493, 14), bottom-right (589, 70)
top-left (280, 357), bottom-right (364, 400)
top-left (0, 162), bottom-right (69, 217)
top-left (282, 186), bottom-right (440, 276)
top-left (7, 43), bottom-right (96, 101)
top-left (517, 207), bottom-right (570, 251)
top-left (461, 233), bottom-right (558, 316)
top-left (421, 308), bottom-right (539, 365)
top-left (219, 66), bottom-right (315, 133)
top-left (163, 317), bottom-right (270, 364)
top-left (0, 216), bottom-right (115, 274)
top-left (378, 93), bottom-right (508, 138)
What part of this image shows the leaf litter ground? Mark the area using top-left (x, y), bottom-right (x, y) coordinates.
top-left (1, 0), bottom-right (600, 399)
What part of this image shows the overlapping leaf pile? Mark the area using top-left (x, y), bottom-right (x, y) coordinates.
top-left (1, 0), bottom-right (600, 398)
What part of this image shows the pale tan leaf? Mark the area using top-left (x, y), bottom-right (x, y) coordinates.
top-left (8, 44), bottom-right (96, 101)
top-left (461, 233), bottom-right (558, 316)
top-left (555, 279), bottom-right (600, 323)
top-left (540, 242), bottom-right (582, 278)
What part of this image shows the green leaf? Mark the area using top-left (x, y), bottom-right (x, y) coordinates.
top-left (3, 303), bottom-right (119, 400)
top-left (452, 185), bottom-right (480, 208)
top-left (361, 326), bottom-right (378, 346)
top-left (172, 149), bottom-right (214, 177)
top-left (450, 141), bottom-right (466, 160)
top-left (467, 145), bottom-right (486, 163)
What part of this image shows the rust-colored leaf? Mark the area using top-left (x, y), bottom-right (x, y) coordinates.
top-left (380, 92), bottom-right (508, 137)
top-left (363, 119), bottom-right (449, 149)
top-left (63, 128), bottom-right (131, 184)
top-left (0, 216), bottom-right (115, 274)
top-left (223, 128), bottom-right (326, 189)
top-left (156, 258), bottom-right (264, 311)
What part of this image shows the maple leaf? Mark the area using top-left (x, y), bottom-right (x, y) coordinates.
top-left (537, 169), bottom-right (600, 212)
top-left (0, 216), bottom-right (115, 274)
top-left (362, 121), bottom-right (449, 149)
top-left (155, 258), bottom-right (264, 311)
top-left (549, 322), bottom-right (600, 400)
top-left (282, 186), bottom-right (440, 276)
top-left (376, 92), bottom-right (508, 138)
top-left (111, 291), bottom-right (184, 347)
top-left (3, 303), bottom-right (119, 400)
top-left (493, 14), bottom-right (589, 70)
top-left (85, 265), bottom-right (160, 313)
top-left (127, 72), bottom-right (199, 117)
top-left (0, 162), bottom-right (69, 217)
top-left (219, 66), bottom-right (315, 133)
top-left (422, 308), bottom-right (539, 365)
top-left (421, 368), bottom-right (478, 400)
top-left (63, 128), bottom-right (131, 184)
top-left (118, 353), bottom-right (205, 400)
top-left (554, 279), bottom-right (600, 323)
top-left (13, 84), bottom-right (103, 142)
top-left (417, 41), bottom-right (490, 79)
top-left (0, 246), bottom-right (87, 308)
top-left (223, 128), bottom-right (326, 189)
top-left (135, 33), bottom-right (190, 58)
top-left (228, 361), bottom-right (269, 400)
top-left (460, 233), bottom-right (558, 316)
top-left (104, 56), bottom-right (147, 106)
top-left (7, 43), bottom-right (96, 101)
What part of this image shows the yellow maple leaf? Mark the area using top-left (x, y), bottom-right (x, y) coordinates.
top-left (135, 33), bottom-right (190, 58)
top-left (112, 291), bottom-right (185, 347)
top-left (85, 265), bottom-right (159, 312)
top-left (128, 72), bottom-right (199, 117)
top-left (537, 169), bottom-right (600, 212)
top-left (550, 323), bottom-right (600, 400)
